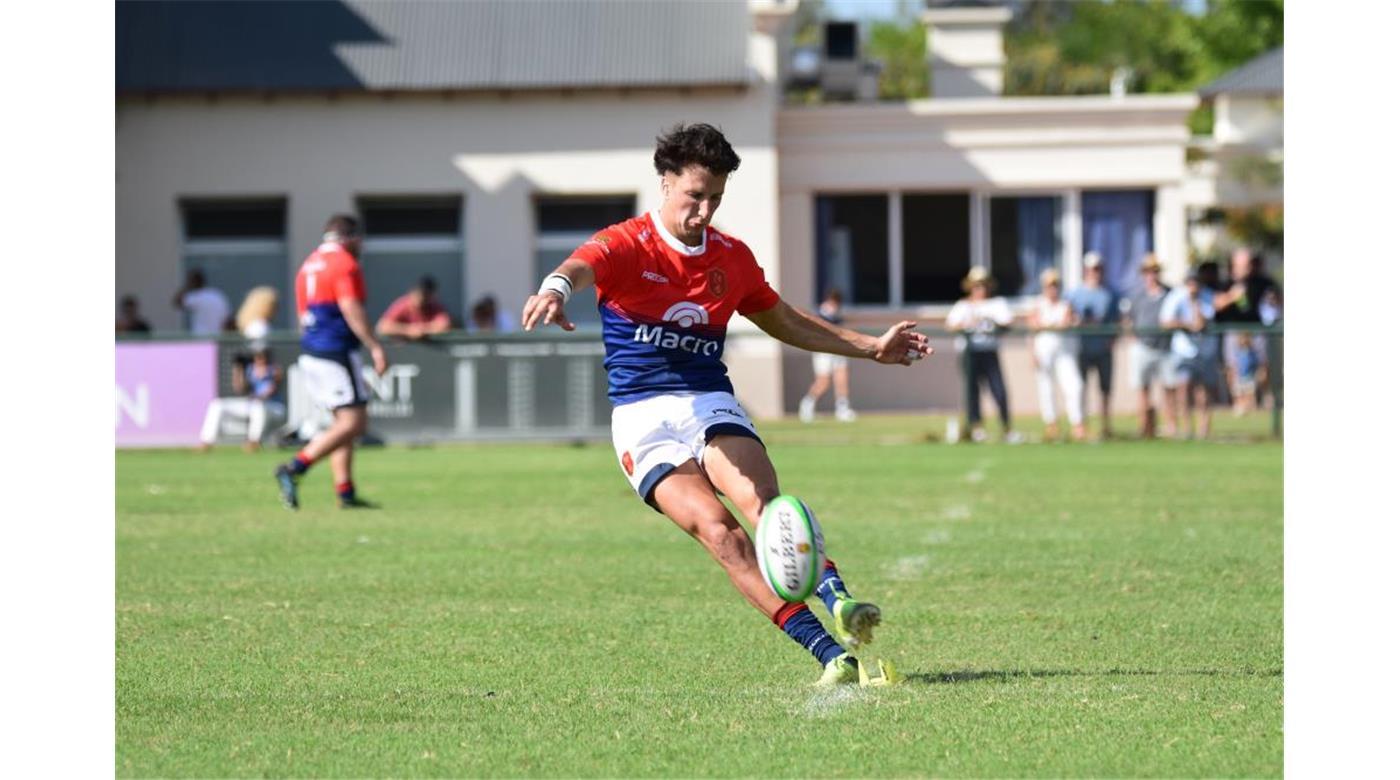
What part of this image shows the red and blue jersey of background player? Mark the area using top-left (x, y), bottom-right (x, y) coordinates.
top-left (295, 242), bottom-right (367, 356)
top-left (569, 212), bottom-right (781, 405)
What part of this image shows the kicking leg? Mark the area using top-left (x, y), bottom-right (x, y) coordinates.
top-left (702, 434), bottom-right (881, 649)
top-left (651, 460), bottom-right (852, 679)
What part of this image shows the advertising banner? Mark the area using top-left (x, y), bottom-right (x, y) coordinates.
top-left (116, 342), bottom-right (218, 447)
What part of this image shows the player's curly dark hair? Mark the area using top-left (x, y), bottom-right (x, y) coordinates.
top-left (653, 123), bottom-right (741, 177)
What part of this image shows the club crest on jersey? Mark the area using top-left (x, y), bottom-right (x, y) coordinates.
top-left (707, 269), bottom-right (728, 298)
top-left (588, 233), bottom-right (612, 254)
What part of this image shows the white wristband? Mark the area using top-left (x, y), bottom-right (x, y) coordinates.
top-left (538, 273), bottom-right (573, 304)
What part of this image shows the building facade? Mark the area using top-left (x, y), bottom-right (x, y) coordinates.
top-left (116, 1), bottom-right (1197, 420)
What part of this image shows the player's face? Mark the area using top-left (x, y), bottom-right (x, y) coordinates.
top-left (662, 165), bottom-right (727, 244)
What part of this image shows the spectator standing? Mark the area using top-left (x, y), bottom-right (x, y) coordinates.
top-left (173, 269), bottom-right (231, 336)
top-left (115, 295), bottom-right (152, 334)
top-left (1028, 269), bottom-right (1085, 441)
top-left (947, 267), bottom-right (1021, 443)
top-left (1066, 253), bottom-right (1118, 438)
top-left (236, 286), bottom-right (279, 344)
top-left (376, 276), bottom-right (452, 341)
top-left (1121, 254), bottom-right (1179, 438)
top-left (798, 289), bottom-right (858, 423)
top-left (1213, 248), bottom-right (1281, 412)
top-left (198, 346), bottom-right (285, 453)
top-left (1160, 268), bottom-right (1220, 439)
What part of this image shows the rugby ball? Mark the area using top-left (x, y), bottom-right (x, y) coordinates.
top-left (756, 495), bottom-right (826, 602)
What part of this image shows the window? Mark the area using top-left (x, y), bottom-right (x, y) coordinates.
top-left (1081, 190), bottom-right (1154, 296)
top-left (903, 194), bottom-right (971, 304)
top-left (988, 195), bottom-right (1063, 297)
top-left (181, 198), bottom-right (289, 328)
top-left (535, 196), bottom-right (636, 327)
top-left (357, 196), bottom-right (465, 326)
top-left (815, 194), bottom-right (888, 305)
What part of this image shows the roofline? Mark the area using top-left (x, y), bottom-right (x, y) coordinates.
top-left (784, 93), bottom-right (1200, 117)
top-left (116, 82), bottom-right (752, 101)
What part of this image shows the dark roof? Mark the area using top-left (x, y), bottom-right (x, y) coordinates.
top-left (1199, 47), bottom-right (1282, 97)
top-left (117, 0), bottom-right (752, 94)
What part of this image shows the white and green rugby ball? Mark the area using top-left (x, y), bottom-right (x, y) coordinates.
top-left (757, 495), bottom-right (826, 602)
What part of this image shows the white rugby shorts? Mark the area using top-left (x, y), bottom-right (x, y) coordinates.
top-left (298, 352), bottom-right (370, 410)
top-left (611, 391), bottom-right (762, 508)
top-left (812, 352), bottom-right (849, 376)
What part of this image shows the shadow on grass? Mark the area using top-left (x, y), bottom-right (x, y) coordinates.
top-left (904, 668), bottom-right (1282, 685)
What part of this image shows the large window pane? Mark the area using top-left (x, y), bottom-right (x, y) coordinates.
top-left (358, 196), bottom-right (464, 326)
top-left (816, 194), bottom-right (888, 305)
top-left (535, 196), bottom-right (636, 327)
top-left (902, 193), bottom-right (969, 304)
top-left (181, 199), bottom-right (289, 328)
top-left (990, 195), bottom-right (1062, 297)
top-left (1082, 189), bottom-right (1155, 296)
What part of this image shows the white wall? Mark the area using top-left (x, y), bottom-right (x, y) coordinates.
top-left (1214, 94), bottom-right (1284, 148)
top-left (116, 17), bottom-right (792, 417)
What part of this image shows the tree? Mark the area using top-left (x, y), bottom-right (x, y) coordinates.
top-left (866, 18), bottom-right (928, 100)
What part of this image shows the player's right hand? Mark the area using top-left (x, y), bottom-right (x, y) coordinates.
top-left (521, 292), bottom-right (575, 332)
top-left (369, 344), bottom-right (389, 376)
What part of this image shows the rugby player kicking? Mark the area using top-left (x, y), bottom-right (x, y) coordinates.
top-left (521, 124), bottom-right (932, 685)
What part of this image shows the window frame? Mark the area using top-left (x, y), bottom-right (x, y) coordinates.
top-left (816, 187), bottom-right (1082, 315)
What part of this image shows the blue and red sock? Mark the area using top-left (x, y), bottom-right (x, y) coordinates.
top-left (336, 481), bottom-right (356, 502)
top-left (772, 602), bottom-right (846, 666)
top-left (815, 559), bottom-right (852, 615)
top-left (286, 451), bottom-right (313, 476)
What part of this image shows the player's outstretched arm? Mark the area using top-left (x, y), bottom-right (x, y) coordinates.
top-left (746, 301), bottom-right (932, 366)
top-left (522, 258), bottom-right (595, 332)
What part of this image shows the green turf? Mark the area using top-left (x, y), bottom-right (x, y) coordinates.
top-left (117, 414), bottom-right (1282, 777)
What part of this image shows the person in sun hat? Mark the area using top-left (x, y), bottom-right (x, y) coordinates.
top-left (1121, 253), bottom-right (1179, 438)
top-left (946, 267), bottom-right (1021, 444)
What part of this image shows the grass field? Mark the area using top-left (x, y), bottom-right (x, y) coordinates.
top-left (117, 413), bottom-right (1282, 777)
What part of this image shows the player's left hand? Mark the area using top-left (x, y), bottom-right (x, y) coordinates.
top-left (873, 320), bottom-right (932, 366)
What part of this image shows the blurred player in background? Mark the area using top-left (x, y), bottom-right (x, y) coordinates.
top-left (521, 123), bottom-right (931, 686)
top-left (274, 215), bottom-right (388, 509)
top-left (797, 288), bottom-right (858, 423)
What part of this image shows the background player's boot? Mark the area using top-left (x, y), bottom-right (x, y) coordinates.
top-left (814, 653), bottom-right (860, 687)
top-left (338, 495), bottom-right (379, 510)
top-left (833, 598), bottom-right (881, 649)
top-left (274, 465), bottom-right (299, 510)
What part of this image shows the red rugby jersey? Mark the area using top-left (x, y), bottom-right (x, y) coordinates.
top-left (568, 212), bottom-right (780, 405)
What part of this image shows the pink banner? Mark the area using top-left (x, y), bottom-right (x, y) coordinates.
top-left (116, 342), bottom-right (218, 447)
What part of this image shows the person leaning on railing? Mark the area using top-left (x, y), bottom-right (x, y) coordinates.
top-left (1028, 268), bottom-right (1086, 442)
top-left (946, 267), bottom-right (1022, 444)
top-left (1120, 253), bottom-right (1180, 439)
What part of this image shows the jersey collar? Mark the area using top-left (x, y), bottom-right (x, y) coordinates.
top-left (648, 210), bottom-right (707, 257)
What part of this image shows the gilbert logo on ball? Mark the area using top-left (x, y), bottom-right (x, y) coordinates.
top-left (757, 495), bottom-right (826, 602)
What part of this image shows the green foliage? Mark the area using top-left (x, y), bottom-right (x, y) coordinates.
top-left (118, 417), bottom-right (1282, 776)
top-left (1006, 0), bottom-right (1284, 97)
top-left (866, 19), bottom-right (928, 100)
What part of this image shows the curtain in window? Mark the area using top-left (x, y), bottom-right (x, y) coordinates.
top-left (1016, 197), bottom-right (1059, 296)
top-left (1082, 190), bottom-right (1155, 296)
